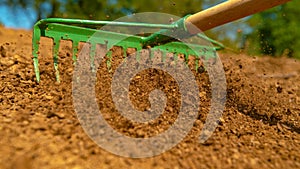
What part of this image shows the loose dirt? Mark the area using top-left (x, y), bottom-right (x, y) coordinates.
top-left (0, 27), bottom-right (299, 169)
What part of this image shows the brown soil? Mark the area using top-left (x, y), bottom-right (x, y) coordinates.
top-left (0, 27), bottom-right (299, 169)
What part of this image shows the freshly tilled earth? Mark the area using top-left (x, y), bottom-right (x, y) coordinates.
top-left (0, 27), bottom-right (299, 169)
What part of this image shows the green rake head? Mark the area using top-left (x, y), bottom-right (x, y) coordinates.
top-left (32, 16), bottom-right (224, 83)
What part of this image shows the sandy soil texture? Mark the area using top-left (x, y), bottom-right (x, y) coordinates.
top-left (0, 27), bottom-right (299, 169)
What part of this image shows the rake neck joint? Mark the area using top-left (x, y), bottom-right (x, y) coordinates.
top-left (141, 15), bottom-right (194, 47)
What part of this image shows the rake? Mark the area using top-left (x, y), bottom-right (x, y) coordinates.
top-left (32, 0), bottom-right (290, 83)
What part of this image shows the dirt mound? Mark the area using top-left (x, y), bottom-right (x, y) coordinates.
top-left (0, 27), bottom-right (299, 169)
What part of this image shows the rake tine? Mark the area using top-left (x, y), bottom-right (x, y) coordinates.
top-left (184, 52), bottom-right (189, 64)
top-left (161, 51), bottom-right (166, 63)
top-left (122, 46), bottom-right (127, 65)
top-left (195, 56), bottom-right (200, 71)
top-left (32, 29), bottom-right (41, 83)
top-left (135, 47), bottom-right (142, 62)
top-left (53, 38), bottom-right (60, 82)
top-left (174, 53), bottom-right (179, 67)
top-left (72, 41), bottom-right (79, 64)
top-left (90, 42), bottom-right (96, 72)
top-left (149, 48), bottom-right (154, 60)
top-left (151, 49), bottom-right (163, 66)
top-left (181, 52), bottom-right (189, 69)
top-left (122, 47), bottom-right (128, 65)
top-left (106, 50), bottom-right (113, 72)
top-left (123, 47), bottom-right (127, 58)
top-left (165, 52), bottom-right (174, 67)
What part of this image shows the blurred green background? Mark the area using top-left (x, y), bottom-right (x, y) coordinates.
top-left (0, 0), bottom-right (299, 58)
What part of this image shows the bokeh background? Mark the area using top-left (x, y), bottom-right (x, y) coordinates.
top-left (0, 0), bottom-right (299, 58)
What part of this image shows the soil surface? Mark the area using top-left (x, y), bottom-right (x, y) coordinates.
top-left (0, 27), bottom-right (299, 169)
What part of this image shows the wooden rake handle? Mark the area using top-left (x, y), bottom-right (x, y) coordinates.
top-left (185, 0), bottom-right (291, 33)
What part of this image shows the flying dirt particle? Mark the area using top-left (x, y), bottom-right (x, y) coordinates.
top-left (276, 86), bottom-right (283, 93)
top-left (286, 108), bottom-right (292, 115)
top-left (197, 65), bottom-right (205, 73)
top-left (0, 45), bottom-right (7, 56)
